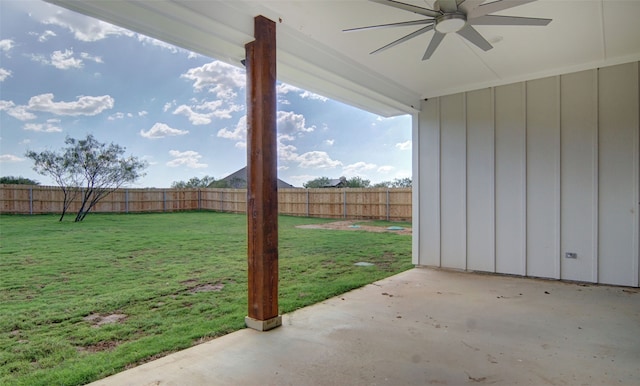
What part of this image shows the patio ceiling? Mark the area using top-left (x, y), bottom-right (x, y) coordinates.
top-left (46, 0), bottom-right (640, 117)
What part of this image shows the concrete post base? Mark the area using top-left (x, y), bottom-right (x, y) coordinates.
top-left (245, 315), bottom-right (282, 331)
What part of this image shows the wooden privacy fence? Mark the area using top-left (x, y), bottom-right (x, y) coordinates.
top-left (0, 185), bottom-right (412, 221)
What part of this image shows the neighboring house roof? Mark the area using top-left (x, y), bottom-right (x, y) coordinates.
top-left (210, 167), bottom-right (296, 189)
top-left (321, 177), bottom-right (347, 188)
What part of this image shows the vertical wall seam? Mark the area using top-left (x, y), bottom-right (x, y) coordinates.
top-left (411, 111), bottom-right (420, 265)
top-left (594, 68), bottom-right (600, 283)
top-left (437, 96), bottom-right (442, 267)
top-left (634, 61), bottom-right (640, 286)
top-left (463, 92), bottom-right (468, 271)
top-left (522, 81), bottom-right (528, 276)
top-left (599, 0), bottom-right (607, 61)
top-left (412, 120), bottom-right (417, 263)
top-left (556, 75), bottom-right (562, 280)
top-left (491, 87), bottom-right (497, 273)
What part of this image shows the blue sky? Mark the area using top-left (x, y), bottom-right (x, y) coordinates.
top-left (0, 0), bottom-right (411, 188)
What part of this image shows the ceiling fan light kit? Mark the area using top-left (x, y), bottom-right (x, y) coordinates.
top-left (435, 14), bottom-right (466, 34)
top-left (344, 0), bottom-right (551, 60)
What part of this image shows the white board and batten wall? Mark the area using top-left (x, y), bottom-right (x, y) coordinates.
top-left (413, 61), bottom-right (640, 287)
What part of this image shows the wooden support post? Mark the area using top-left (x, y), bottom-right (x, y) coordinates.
top-left (245, 15), bottom-right (281, 332)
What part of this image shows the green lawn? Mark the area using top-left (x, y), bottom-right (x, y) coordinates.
top-left (0, 212), bottom-right (412, 385)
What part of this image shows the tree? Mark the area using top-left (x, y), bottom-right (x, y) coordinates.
top-left (372, 177), bottom-right (412, 188)
top-left (372, 181), bottom-right (391, 188)
top-left (303, 176), bottom-right (330, 188)
top-left (345, 176), bottom-right (370, 188)
top-left (0, 176), bottom-right (39, 185)
top-left (391, 177), bottom-right (412, 188)
top-left (26, 148), bottom-right (81, 221)
top-left (26, 135), bottom-right (147, 222)
top-left (172, 175), bottom-right (217, 188)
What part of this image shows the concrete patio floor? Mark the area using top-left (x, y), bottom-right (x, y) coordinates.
top-left (90, 267), bottom-right (639, 386)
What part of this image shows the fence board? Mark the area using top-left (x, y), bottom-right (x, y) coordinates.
top-left (0, 185), bottom-right (412, 221)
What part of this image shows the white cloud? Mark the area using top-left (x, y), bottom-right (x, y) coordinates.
top-left (0, 101), bottom-right (37, 121)
top-left (166, 150), bottom-right (207, 168)
top-left (277, 83), bottom-right (299, 95)
top-left (173, 105), bottom-right (212, 125)
top-left (173, 100), bottom-right (242, 125)
top-left (37, 30), bottom-right (57, 42)
top-left (108, 112), bottom-right (125, 120)
top-left (31, 49), bottom-right (95, 70)
top-left (0, 68), bottom-right (12, 82)
top-left (277, 83), bottom-right (328, 102)
top-left (80, 52), bottom-right (103, 63)
top-left (324, 139), bottom-right (334, 146)
top-left (296, 151), bottom-right (342, 169)
top-left (137, 35), bottom-right (179, 53)
top-left (138, 110), bottom-right (148, 117)
top-left (377, 165), bottom-right (395, 174)
top-left (194, 99), bottom-right (242, 119)
top-left (28, 53), bottom-right (48, 65)
top-left (277, 134), bottom-right (299, 162)
top-left (217, 116), bottom-right (247, 141)
top-left (163, 101), bottom-right (175, 112)
top-left (27, 93), bottom-right (114, 116)
top-left (0, 154), bottom-right (23, 162)
top-left (343, 161), bottom-right (376, 176)
top-left (0, 39), bottom-right (14, 53)
top-left (181, 60), bottom-right (245, 100)
top-left (42, 10), bottom-right (134, 42)
top-left (299, 90), bottom-right (328, 102)
top-left (395, 140), bottom-right (412, 150)
top-left (23, 121), bottom-right (62, 133)
top-left (50, 49), bottom-right (83, 69)
top-left (277, 111), bottom-right (314, 135)
top-left (141, 123), bottom-right (188, 139)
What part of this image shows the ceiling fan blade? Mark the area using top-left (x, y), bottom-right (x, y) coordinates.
top-left (468, 0), bottom-right (536, 19)
top-left (470, 15), bottom-right (551, 26)
top-left (343, 19), bottom-right (434, 33)
top-left (456, 24), bottom-right (493, 51)
top-left (422, 31), bottom-right (446, 60)
top-left (458, 0), bottom-right (486, 15)
top-left (438, 0), bottom-right (459, 13)
top-left (370, 0), bottom-right (441, 18)
top-left (371, 24), bottom-right (435, 55)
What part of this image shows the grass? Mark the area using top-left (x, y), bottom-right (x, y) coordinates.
top-left (0, 212), bottom-right (412, 385)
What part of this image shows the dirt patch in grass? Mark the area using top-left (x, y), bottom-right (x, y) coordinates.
top-left (83, 313), bottom-right (127, 327)
top-left (296, 220), bottom-right (411, 235)
top-left (189, 283), bottom-right (224, 293)
top-left (180, 279), bottom-right (225, 293)
top-left (78, 340), bottom-right (121, 353)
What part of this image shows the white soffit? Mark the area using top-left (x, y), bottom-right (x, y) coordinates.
top-left (45, 0), bottom-right (640, 117)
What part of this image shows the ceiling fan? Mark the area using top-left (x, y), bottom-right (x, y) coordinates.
top-left (344, 0), bottom-right (552, 60)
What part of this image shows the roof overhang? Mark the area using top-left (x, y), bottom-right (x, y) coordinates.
top-left (45, 0), bottom-right (640, 117)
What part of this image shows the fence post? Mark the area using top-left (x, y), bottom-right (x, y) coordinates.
top-left (29, 187), bottom-right (33, 215)
top-left (343, 189), bottom-right (347, 219)
top-left (163, 190), bottom-right (166, 212)
top-left (125, 189), bottom-right (129, 214)
top-left (306, 189), bottom-right (310, 217)
top-left (198, 189), bottom-right (201, 211)
top-left (386, 189), bottom-right (390, 221)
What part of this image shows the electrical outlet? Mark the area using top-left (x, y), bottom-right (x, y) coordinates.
top-left (565, 252), bottom-right (577, 259)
